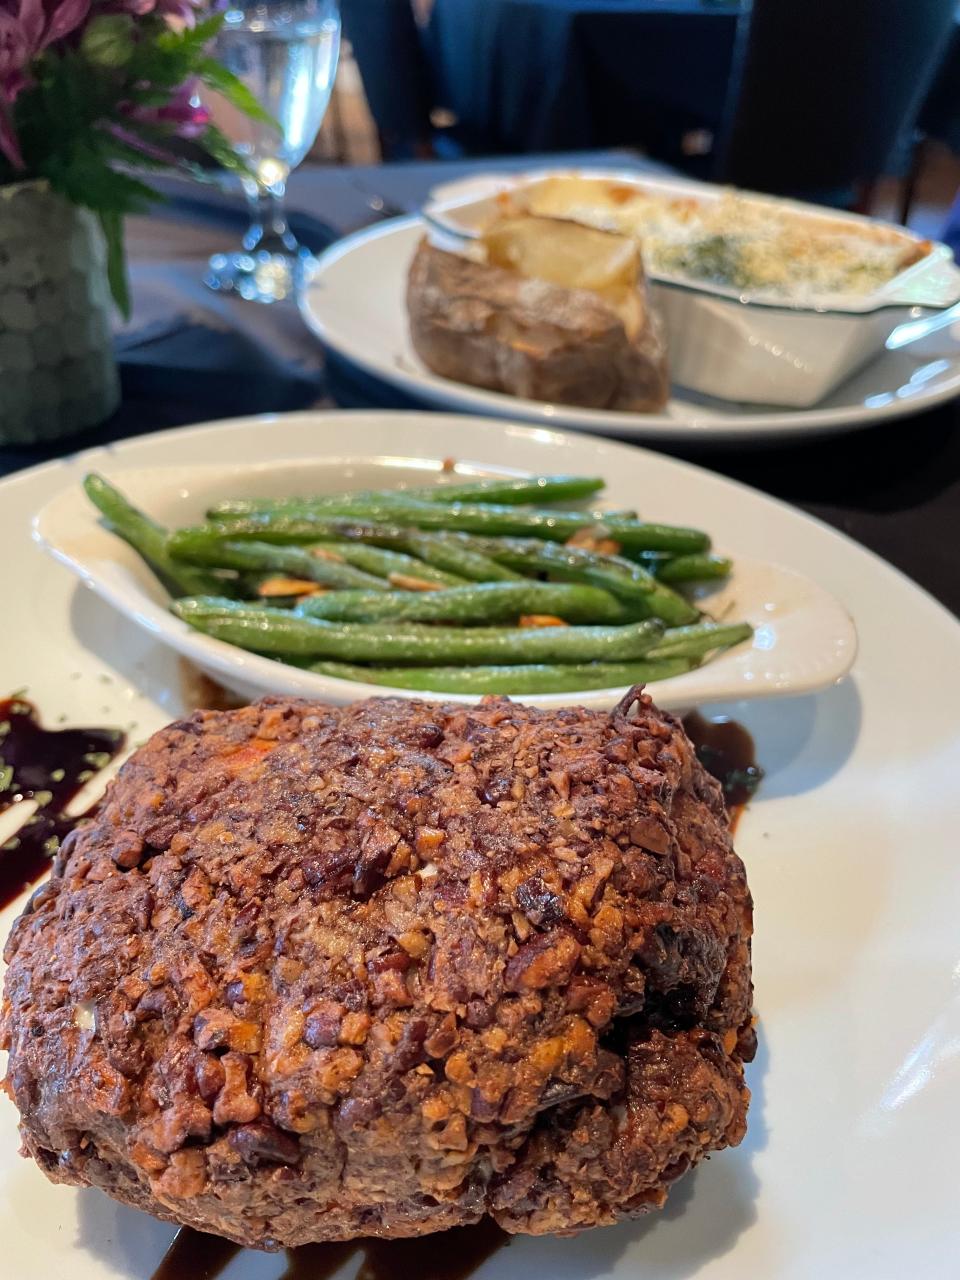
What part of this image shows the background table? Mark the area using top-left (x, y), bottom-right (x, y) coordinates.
top-left (1, 153), bottom-right (957, 618)
top-left (425, 0), bottom-right (742, 165)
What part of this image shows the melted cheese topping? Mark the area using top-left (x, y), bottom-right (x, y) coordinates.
top-left (517, 177), bottom-right (929, 301)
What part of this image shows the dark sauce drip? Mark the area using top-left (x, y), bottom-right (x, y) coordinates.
top-left (152, 1220), bottom-right (509, 1280)
top-left (683, 711), bottom-right (763, 830)
top-left (150, 1232), bottom-right (242, 1280)
top-left (0, 697), bottom-right (125, 909)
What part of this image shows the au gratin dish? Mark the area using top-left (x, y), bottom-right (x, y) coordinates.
top-left (509, 175), bottom-right (931, 303)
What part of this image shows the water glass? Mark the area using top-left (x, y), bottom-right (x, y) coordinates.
top-left (205, 0), bottom-right (341, 303)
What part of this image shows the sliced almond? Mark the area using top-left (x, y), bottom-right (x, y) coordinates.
top-left (388, 572), bottom-right (443, 592)
top-left (518, 614), bottom-right (568, 628)
top-left (257, 578), bottom-right (323, 598)
top-left (310, 546), bottom-right (345, 562)
top-left (565, 526), bottom-right (621, 555)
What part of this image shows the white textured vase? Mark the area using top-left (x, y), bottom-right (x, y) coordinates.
top-left (0, 181), bottom-right (120, 444)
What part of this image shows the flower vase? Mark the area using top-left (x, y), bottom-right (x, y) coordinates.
top-left (0, 181), bottom-right (120, 445)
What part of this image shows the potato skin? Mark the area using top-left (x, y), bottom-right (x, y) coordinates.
top-left (406, 239), bottom-right (669, 411)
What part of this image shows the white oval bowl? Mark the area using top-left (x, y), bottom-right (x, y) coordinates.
top-left (34, 427), bottom-right (857, 712)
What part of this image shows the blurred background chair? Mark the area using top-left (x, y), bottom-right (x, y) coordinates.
top-left (715, 0), bottom-right (957, 211)
top-left (340, 0), bottom-right (745, 165)
top-left (423, 0), bottom-right (743, 166)
top-left (338, 0), bottom-right (436, 159)
top-left (333, 0), bottom-right (960, 235)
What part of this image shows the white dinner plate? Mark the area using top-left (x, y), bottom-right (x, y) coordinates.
top-left (299, 217), bottom-right (960, 444)
top-left (2, 410), bottom-right (960, 1280)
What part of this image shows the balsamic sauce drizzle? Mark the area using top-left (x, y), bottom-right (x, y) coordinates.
top-left (151, 1219), bottom-right (509, 1280)
top-left (0, 696), bottom-right (125, 909)
top-left (682, 710), bottom-right (764, 826)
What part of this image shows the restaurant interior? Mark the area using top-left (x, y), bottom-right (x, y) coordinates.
top-left (0, 5), bottom-right (958, 1280)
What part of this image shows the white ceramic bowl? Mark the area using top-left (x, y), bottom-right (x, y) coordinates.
top-left (423, 169), bottom-right (960, 408)
top-left (34, 443), bottom-right (857, 712)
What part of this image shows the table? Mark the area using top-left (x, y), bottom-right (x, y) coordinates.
top-left (1, 154), bottom-right (957, 618)
top-left (425, 0), bottom-right (743, 163)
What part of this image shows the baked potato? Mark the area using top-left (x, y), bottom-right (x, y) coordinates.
top-left (406, 216), bottom-right (669, 412)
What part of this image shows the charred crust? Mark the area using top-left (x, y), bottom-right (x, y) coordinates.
top-left (1, 693), bottom-right (753, 1245)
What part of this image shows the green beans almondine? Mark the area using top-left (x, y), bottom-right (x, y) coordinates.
top-left (168, 536), bottom-right (389, 592)
top-left (172, 599), bottom-right (665, 664)
top-left (306, 542), bottom-right (466, 586)
top-left (305, 657), bottom-right (696, 695)
top-left (295, 581), bottom-right (628, 625)
top-left (194, 500), bottom-right (710, 553)
top-left (84, 469), bottom-right (751, 695)
top-left (454, 534), bottom-right (699, 626)
top-left (208, 474), bottom-right (605, 518)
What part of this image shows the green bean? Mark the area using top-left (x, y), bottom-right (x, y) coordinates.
top-left (204, 499), bottom-right (710, 553)
top-left (178, 516), bottom-right (695, 626)
top-left (390, 499), bottom-right (709, 551)
top-left (307, 542), bottom-right (466, 586)
top-left (402, 531), bottom-right (525, 583)
top-left (452, 534), bottom-right (699, 627)
top-left (409, 475), bottom-right (605, 505)
top-left (305, 657), bottom-right (697, 695)
top-left (172, 599), bottom-right (665, 663)
top-left (623, 549), bottom-right (672, 571)
top-left (645, 621), bottom-right (753, 660)
top-left (83, 473), bottom-right (229, 599)
top-left (172, 516), bottom-right (408, 552)
top-left (208, 474), bottom-right (605, 518)
top-left (656, 554), bottom-right (732, 584)
top-left (167, 534), bottom-right (390, 592)
top-left (295, 581), bottom-right (628, 625)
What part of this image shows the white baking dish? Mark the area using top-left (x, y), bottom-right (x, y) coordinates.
top-left (423, 170), bottom-right (960, 408)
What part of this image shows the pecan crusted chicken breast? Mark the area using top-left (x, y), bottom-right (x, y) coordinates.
top-left (1, 689), bottom-right (754, 1248)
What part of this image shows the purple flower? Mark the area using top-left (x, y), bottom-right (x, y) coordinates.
top-left (152, 77), bottom-right (209, 136)
top-left (117, 76), bottom-right (209, 152)
top-left (107, 0), bottom-right (202, 26)
top-left (0, 0), bottom-right (91, 166)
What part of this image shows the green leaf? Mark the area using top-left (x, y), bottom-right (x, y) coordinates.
top-left (98, 209), bottom-right (130, 318)
top-left (80, 15), bottom-right (136, 69)
top-left (98, 129), bottom-right (177, 172)
top-left (157, 12), bottom-right (225, 54)
top-left (198, 58), bottom-right (277, 128)
top-left (129, 15), bottom-right (226, 90)
top-left (196, 123), bottom-right (252, 177)
top-left (47, 150), bottom-right (158, 214)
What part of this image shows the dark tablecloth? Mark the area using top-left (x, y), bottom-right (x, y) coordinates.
top-left (425, 0), bottom-right (742, 163)
top-left (1, 153), bottom-right (957, 618)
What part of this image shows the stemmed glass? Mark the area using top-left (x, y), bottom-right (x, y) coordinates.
top-left (204, 0), bottom-right (341, 303)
